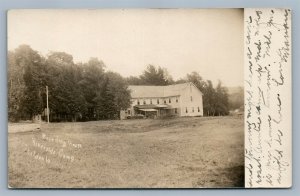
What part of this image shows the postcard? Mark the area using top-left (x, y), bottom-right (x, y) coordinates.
top-left (7, 8), bottom-right (291, 188)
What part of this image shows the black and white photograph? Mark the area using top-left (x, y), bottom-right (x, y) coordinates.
top-left (7, 9), bottom-right (245, 188)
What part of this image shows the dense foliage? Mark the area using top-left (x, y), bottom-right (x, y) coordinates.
top-left (126, 65), bottom-right (174, 85)
top-left (8, 45), bottom-right (131, 122)
top-left (8, 45), bottom-right (242, 121)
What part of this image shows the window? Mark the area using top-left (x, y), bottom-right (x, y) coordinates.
top-left (164, 99), bottom-right (166, 104)
top-left (150, 99), bottom-right (152, 104)
top-left (128, 110), bottom-right (131, 115)
top-left (137, 100), bottom-right (140, 105)
top-left (191, 96), bottom-right (193, 102)
top-left (157, 99), bottom-right (159, 104)
top-left (198, 107), bottom-right (200, 112)
top-left (175, 108), bottom-right (177, 114)
top-left (186, 107), bottom-right (188, 113)
top-left (176, 97), bottom-right (178, 103)
top-left (143, 100), bottom-right (146, 105)
top-left (192, 107), bottom-right (194, 113)
top-left (169, 98), bottom-right (171, 103)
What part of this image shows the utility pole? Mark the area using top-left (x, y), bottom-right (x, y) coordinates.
top-left (46, 86), bottom-right (49, 123)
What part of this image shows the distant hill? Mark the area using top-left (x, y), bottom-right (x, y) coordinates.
top-left (227, 86), bottom-right (244, 111)
top-left (227, 86), bottom-right (243, 94)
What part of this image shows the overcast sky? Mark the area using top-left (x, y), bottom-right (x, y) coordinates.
top-left (8, 9), bottom-right (244, 87)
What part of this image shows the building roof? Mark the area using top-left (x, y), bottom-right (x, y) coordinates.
top-left (128, 82), bottom-right (201, 98)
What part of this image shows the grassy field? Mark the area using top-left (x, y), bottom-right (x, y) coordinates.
top-left (8, 116), bottom-right (244, 188)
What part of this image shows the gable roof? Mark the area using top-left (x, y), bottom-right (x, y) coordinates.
top-left (128, 82), bottom-right (202, 98)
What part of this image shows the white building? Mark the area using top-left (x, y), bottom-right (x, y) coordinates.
top-left (121, 82), bottom-right (203, 119)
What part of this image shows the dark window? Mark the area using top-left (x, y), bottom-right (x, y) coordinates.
top-left (143, 100), bottom-right (146, 105)
top-left (198, 107), bottom-right (200, 112)
top-left (137, 100), bottom-right (140, 105)
top-left (164, 99), bottom-right (166, 104)
top-left (191, 96), bottom-right (193, 102)
top-left (175, 108), bottom-right (177, 114)
top-left (157, 99), bottom-right (159, 104)
top-left (192, 107), bottom-right (194, 113)
top-left (176, 97), bottom-right (178, 103)
top-left (169, 98), bottom-right (171, 103)
top-left (150, 99), bottom-right (152, 104)
top-left (186, 107), bottom-right (188, 113)
top-left (128, 110), bottom-right (131, 115)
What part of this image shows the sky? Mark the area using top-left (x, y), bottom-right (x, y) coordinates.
top-left (8, 9), bottom-right (244, 87)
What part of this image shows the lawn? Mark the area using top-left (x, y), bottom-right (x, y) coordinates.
top-left (8, 116), bottom-right (244, 188)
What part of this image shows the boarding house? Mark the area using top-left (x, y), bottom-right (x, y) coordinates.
top-left (120, 82), bottom-right (203, 119)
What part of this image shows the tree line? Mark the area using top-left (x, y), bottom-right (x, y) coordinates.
top-left (8, 45), bottom-right (242, 122)
top-left (8, 45), bottom-right (131, 122)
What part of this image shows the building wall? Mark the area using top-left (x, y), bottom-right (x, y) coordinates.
top-left (130, 96), bottom-right (178, 105)
top-left (131, 97), bottom-right (180, 106)
top-left (179, 83), bottom-right (203, 117)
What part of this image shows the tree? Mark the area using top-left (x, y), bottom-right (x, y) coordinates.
top-left (127, 65), bottom-right (174, 86)
top-left (186, 72), bottom-right (206, 92)
top-left (8, 45), bottom-right (133, 122)
top-left (13, 45), bottom-right (46, 119)
top-left (162, 68), bottom-right (174, 84)
top-left (214, 81), bottom-right (229, 116)
top-left (94, 72), bottom-right (131, 120)
top-left (228, 86), bottom-right (244, 111)
top-left (106, 72), bottom-right (131, 111)
top-left (126, 76), bottom-right (143, 85)
top-left (140, 65), bottom-right (170, 85)
top-left (174, 78), bottom-right (188, 84)
top-left (184, 72), bottom-right (230, 116)
top-left (94, 77), bottom-right (116, 119)
top-left (78, 58), bottom-right (106, 120)
top-left (45, 52), bottom-right (87, 121)
top-left (8, 50), bottom-right (26, 121)
top-left (204, 80), bottom-right (216, 116)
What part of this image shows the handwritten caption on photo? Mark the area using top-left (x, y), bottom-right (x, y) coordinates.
top-left (22, 133), bottom-right (82, 168)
